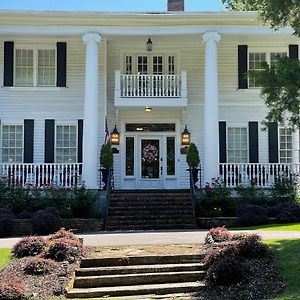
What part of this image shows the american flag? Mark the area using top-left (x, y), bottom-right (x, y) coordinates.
top-left (104, 117), bottom-right (110, 144)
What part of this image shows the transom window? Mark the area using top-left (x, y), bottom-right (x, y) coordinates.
top-left (1, 125), bottom-right (23, 163)
top-left (279, 128), bottom-right (293, 163)
top-left (123, 54), bottom-right (177, 75)
top-left (248, 50), bottom-right (287, 88)
top-left (227, 127), bottom-right (248, 163)
top-left (15, 47), bottom-right (56, 87)
top-left (56, 125), bottom-right (77, 163)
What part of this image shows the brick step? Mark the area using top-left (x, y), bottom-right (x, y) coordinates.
top-left (110, 189), bottom-right (190, 194)
top-left (105, 225), bottom-right (197, 231)
top-left (105, 218), bottom-right (196, 224)
top-left (67, 281), bottom-right (205, 298)
top-left (74, 270), bottom-right (205, 288)
top-left (106, 215), bottom-right (195, 220)
top-left (76, 262), bottom-right (205, 276)
top-left (80, 255), bottom-right (203, 268)
top-left (108, 202), bottom-right (193, 207)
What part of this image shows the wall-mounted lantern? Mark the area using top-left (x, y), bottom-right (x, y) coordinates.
top-left (111, 125), bottom-right (120, 145)
top-left (181, 125), bottom-right (191, 145)
top-left (146, 37), bottom-right (153, 52)
top-left (145, 106), bottom-right (152, 112)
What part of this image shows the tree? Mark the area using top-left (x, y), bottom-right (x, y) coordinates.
top-left (250, 57), bottom-right (300, 130)
top-left (221, 0), bottom-right (300, 36)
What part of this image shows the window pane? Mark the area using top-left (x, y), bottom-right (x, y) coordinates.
top-left (55, 125), bottom-right (77, 163)
top-left (2, 125), bottom-right (23, 163)
top-left (279, 128), bottom-right (293, 163)
top-left (166, 137), bottom-right (175, 175)
top-left (126, 137), bottom-right (134, 176)
top-left (227, 127), bottom-right (248, 163)
top-left (248, 52), bottom-right (266, 88)
top-left (15, 49), bottom-right (34, 86)
top-left (37, 49), bottom-right (56, 86)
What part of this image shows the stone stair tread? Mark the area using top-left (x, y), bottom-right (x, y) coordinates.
top-left (67, 281), bottom-right (205, 298)
top-left (76, 262), bottom-right (204, 275)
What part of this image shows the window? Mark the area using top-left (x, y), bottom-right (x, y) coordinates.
top-left (15, 47), bottom-right (56, 87)
top-left (279, 128), bottom-right (293, 163)
top-left (227, 127), bottom-right (248, 163)
top-left (56, 125), bottom-right (77, 163)
top-left (125, 56), bottom-right (132, 74)
top-left (1, 125), bottom-right (23, 163)
top-left (270, 52), bottom-right (287, 68)
top-left (166, 137), bottom-right (175, 175)
top-left (125, 137), bottom-right (134, 176)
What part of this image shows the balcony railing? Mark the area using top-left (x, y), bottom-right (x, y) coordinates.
top-left (219, 163), bottom-right (300, 188)
top-left (115, 70), bottom-right (187, 101)
top-left (0, 163), bottom-right (83, 188)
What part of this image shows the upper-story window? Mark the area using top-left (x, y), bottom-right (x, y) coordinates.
top-left (248, 51), bottom-right (287, 88)
top-left (123, 54), bottom-right (177, 75)
top-left (15, 47), bottom-right (56, 87)
top-left (1, 125), bottom-right (23, 163)
top-left (227, 127), bottom-right (248, 163)
top-left (55, 125), bottom-right (77, 163)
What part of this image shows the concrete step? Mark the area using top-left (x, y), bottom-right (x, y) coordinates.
top-left (105, 225), bottom-right (197, 231)
top-left (74, 270), bottom-right (205, 288)
top-left (76, 262), bottom-right (205, 276)
top-left (67, 281), bottom-right (205, 298)
top-left (80, 254), bottom-right (203, 268)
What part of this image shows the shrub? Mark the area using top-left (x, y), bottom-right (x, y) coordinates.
top-left (0, 276), bottom-right (26, 300)
top-left (235, 183), bottom-right (269, 205)
top-left (268, 202), bottom-right (300, 223)
top-left (0, 209), bottom-right (17, 238)
top-left (24, 257), bottom-right (59, 275)
top-left (12, 236), bottom-right (49, 258)
top-left (232, 233), bottom-right (271, 258)
top-left (70, 187), bottom-right (97, 218)
top-left (206, 255), bottom-right (247, 286)
top-left (44, 237), bottom-right (84, 262)
top-left (48, 228), bottom-right (81, 243)
top-left (271, 177), bottom-right (297, 203)
top-left (17, 211), bottom-right (33, 219)
top-left (236, 204), bottom-right (268, 226)
top-left (31, 207), bottom-right (61, 235)
top-left (205, 226), bottom-right (232, 243)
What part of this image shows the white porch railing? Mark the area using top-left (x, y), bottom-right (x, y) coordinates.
top-left (115, 71), bottom-right (187, 99)
top-left (0, 163), bottom-right (83, 188)
top-left (219, 163), bottom-right (300, 188)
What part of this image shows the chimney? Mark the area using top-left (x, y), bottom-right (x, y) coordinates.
top-left (167, 0), bottom-right (184, 11)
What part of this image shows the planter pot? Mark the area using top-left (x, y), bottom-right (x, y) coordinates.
top-left (101, 168), bottom-right (109, 190)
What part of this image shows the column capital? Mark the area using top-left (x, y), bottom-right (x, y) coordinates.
top-left (82, 32), bottom-right (102, 44)
top-left (202, 32), bottom-right (221, 43)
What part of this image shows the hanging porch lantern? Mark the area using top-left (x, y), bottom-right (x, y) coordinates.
top-left (146, 37), bottom-right (153, 52)
top-left (111, 125), bottom-right (120, 145)
top-left (181, 125), bottom-right (191, 145)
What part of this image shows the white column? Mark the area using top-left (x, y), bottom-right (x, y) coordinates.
top-left (82, 32), bottom-right (101, 189)
top-left (202, 32), bottom-right (221, 184)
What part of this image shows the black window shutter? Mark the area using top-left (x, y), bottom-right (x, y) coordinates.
top-left (268, 122), bottom-right (278, 163)
top-left (56, 42), bottom-right (67, 87)
top-left (249, 122), bottom-right (259, 163)
top-left (219, 121), bottom-right (227, 163)
top-left (289, 45), bottom-right (299, 60)
top-left (4, 41), bottom-right (14, 87)
top-left (238, 45), bottom-right (248, 89)
top-left (24, 120), bottom-right (34, 163)
top-left (45, 120), bottom-right (55, 163)
top-left (77, 119), bottom-right (83, 163)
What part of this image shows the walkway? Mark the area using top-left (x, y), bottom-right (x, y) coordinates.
top-left (1, 230), bottom-right (300, 248)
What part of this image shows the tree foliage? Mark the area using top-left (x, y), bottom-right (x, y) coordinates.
top-left (249, 57), bottom-right (300, 130)
top-left (222, 0), bottom-right (300, 36)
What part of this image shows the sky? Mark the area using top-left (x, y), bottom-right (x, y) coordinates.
top-left (0, 0), bottom-right (226, 12)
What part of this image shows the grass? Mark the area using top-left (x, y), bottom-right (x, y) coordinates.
top-left (233, 222), bottom-right (300, 231)
top-left (0, 248), bottom-right (12, 269)
top-left (265, 239), bottom-right (300, 300)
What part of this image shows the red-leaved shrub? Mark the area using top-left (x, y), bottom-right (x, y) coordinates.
top-left (44, 237), bottom-right (84, 262)
top-left (24, 257), bottom-right (59, 275)
top-left (0, 276), bottom-right (26, 300)
top-left (48, 228), bottom-right (81, 243)
top-left (205, 226), bottom-right (232, 243)
top-left (12, 236), bottom-right (49, 258)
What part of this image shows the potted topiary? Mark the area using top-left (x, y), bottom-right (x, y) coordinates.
top-left (100, 143), bottom-right (113, 190)
top-left (186, 142), bottom-right (200, 185)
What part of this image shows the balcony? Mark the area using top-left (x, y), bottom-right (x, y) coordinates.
top-left (219, 163), bottom-right (300, 188)
top-left (114, 70), bottom-right (188, 108)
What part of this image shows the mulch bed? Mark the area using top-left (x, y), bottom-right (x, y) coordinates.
top-left (0, 257), bottom-right (77, 299)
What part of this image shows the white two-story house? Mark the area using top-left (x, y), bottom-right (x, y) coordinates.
top-left (0, 0), bottom-right (299, 190)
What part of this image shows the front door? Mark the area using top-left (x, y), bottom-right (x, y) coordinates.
top-left (138, 137), bottom-right (163, 189)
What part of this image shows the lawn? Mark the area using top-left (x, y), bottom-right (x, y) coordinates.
top-left (265, 239), bottom-right (300, 300)
top-left (0, 248), bottom-right (11, 269)
top-left (233, 222), bottom-right (300, 231)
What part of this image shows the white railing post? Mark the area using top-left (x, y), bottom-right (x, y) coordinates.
top-left (115, 70), bottom-right (121, 99)
top-left (181, 71), bottom-right (187, 99)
